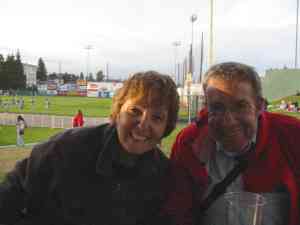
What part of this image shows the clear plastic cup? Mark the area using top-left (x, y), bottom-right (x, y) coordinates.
top-left (224, 192), bottom-right (266, 225)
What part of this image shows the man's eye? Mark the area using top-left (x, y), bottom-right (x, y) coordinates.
top-left (209, 104), bottom-right (225, 113)
top-left (237, 102), bottom-right (251, 111)
top-left (152, 115), bottom-right (163, 122)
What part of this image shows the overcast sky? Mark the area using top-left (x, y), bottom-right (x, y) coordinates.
top-left (0, 0), bottom-right (298, 79)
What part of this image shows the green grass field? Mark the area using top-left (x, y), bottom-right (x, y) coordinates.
top-left (0, 96), bottom-right (112, 117)
top-left (0, 96), bottom-right (189, 119)
top-left (0, 126), bottom-right (63, 146)
top-left (268, 95), bottom-right (300, 119)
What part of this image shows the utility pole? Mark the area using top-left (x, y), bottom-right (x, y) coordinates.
top-left (84, 45), bottom-right (93, 79)
top-left (106, 62), bottom-right (109, 80)
top-left (199, 32), bottom-right (204, 83)
top-left (172, 41), bottom-right (181, 85)
top-left (58, 61), bottom-right (62, 75)
top-left (190, 14), bottom-right (197, 81)
top-left (295, 0), bottom-right (299, 68)
top-left (208, 0), bottom-right (214, 68)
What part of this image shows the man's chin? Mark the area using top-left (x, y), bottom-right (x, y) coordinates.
top-left (220, 139), bottom-right (249, 152)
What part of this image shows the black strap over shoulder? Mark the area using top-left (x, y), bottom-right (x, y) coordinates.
top-left (198, 155), bottom-right (249, 214)
top-left (196, 146), bottom-right (255, 220)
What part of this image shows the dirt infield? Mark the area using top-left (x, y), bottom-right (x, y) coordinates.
top-left (0, 147), bottom-right (32, 181)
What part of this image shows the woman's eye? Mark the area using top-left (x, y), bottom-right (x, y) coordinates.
top-left (128, 107), bottom-right (141, 115)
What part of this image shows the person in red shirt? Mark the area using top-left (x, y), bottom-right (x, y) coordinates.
top-left (162, 62), bottom-right (300, 225)
top-left (72, 109), bottom-right (84, 127)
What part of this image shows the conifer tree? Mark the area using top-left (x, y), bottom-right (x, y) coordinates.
top-left (16, 51), bottom-right (26, 88)
top-left (79, 72), bottom-right (84, 80)
top-left (0, 54), bottom-right (4, 89)
top-left (36, 58), bottom-right (47, 81)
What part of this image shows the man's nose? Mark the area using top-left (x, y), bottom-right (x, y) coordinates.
top-left (223, 108), bottom-right (237, 122)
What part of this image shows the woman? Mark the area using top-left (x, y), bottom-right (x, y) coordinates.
top-left (0, 71), bottom-right (179, 225)
top-left (16, 115), bottom-right (26, 146)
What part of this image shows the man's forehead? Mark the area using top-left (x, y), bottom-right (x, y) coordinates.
top-left (207, 78), bottom-right (251, 92)
top-left (205, 78), bottom-right (256, 100)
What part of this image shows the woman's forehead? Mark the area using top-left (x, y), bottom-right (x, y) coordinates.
top-left (125, 95), bottom-right (168, 109)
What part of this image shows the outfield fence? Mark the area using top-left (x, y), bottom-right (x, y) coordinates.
top-left (0, 113), bottom-right (109, 129)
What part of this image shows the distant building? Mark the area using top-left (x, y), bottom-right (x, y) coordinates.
top-left (87, 81), bottom-right (123, 97)
top-left (23, 63), bottom-right (38, 87)
top-left (262, 68), bottom-right (300, 100)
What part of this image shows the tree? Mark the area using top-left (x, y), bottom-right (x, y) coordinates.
top-left (0, 54), bottom-right (4, 89)
top-left (4, 55), bottom-right (17, 90)
top-left (79, 72), bottom-right (84, 80)
top-left (0, 52), bottom-right (25, 90)
top-left (87, 73), bottom-right (94, 81)
top-left (96, 70), bottom-right (104, 81)
top-left (48, 73), bottom-right (58, 80)
top-left (16, 51), bottom-right (26, 88)
top-left (61, 73), bottom-right (77, 83)
top-left (36, 58), bottom-right (47, 81)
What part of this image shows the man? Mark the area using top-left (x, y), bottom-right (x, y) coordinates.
top-left (163, 62), bottom-right (300, 225)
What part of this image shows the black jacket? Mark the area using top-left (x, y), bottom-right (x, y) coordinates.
top-left (0, 124), bottom-right (170, 225)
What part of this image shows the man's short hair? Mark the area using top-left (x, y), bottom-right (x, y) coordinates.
top-left (203, 62), bottom-right (262, 98)
top-left (111, 71), bottom-right (179, 137)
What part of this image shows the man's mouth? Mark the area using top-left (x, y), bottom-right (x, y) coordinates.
top-left (221, 126), bottom-right (242, 136)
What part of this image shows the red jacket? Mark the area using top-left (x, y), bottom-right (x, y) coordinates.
top-left (163, 109), bottom-right (300, 225)
top-left (73, 113), bottom-right (84, 127)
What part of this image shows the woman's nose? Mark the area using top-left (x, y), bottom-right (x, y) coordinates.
top-left (137, 111), bottom-right (151, 129)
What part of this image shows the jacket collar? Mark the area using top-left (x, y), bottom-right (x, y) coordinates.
top-left (95, 124), bottom-right (162, 177)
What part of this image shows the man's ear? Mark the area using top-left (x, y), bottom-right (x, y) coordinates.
top-left (203, 94), bottom-right (208, 107)
top-left (256, 97), bottom-right (265, 113)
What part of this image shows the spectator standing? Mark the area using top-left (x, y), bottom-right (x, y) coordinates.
top-left (16, 115), bottom-right (26, 146)
top-left (45, 97), bottom-right (50, 109)
top-left (72, 109), bottom-right (84, 127)
top-left (18, 97), bottom-right (24, 110)
top-left (279, 100), bottom-right (287, 110)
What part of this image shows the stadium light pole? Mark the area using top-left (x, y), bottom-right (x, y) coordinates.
top-left (295, 0), bottom-right (299, 68)
top-left (85, 45), bottom-right (93, 79)
top-left (208, 0), bottom-right (214, 68)
top-left (172, 41), bottom-right (181, 85)
top-left (199, 32), bottom-right (204, 83)
top-left (190, 14), bottom-right (197, 81)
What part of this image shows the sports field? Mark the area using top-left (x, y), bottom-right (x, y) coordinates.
top-left (0, 96), bottom-right (189, 119)
top-left (0, 126), bottom-right (63, 146)
top-left (0, 96), bottom-right (112, 117)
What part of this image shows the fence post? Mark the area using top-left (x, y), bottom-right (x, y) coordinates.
top-left (51, 116), bottom-right (54, 128)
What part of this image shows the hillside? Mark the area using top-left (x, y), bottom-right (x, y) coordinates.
top-left (262, 69), bottom-right (300, 100)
